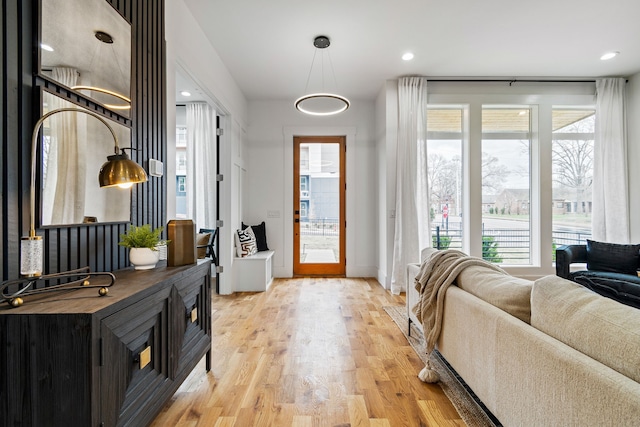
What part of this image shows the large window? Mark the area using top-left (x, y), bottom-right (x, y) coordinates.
top-left (426, 85), bottom-right (595, 273)
top-left (482, 107), bottom-right (531, 265)
top-left (427, 108), bottom-right (463, 251)
top-left (552, 109), bottom-right (595, 248)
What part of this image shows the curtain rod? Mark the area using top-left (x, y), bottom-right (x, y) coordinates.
top-left (426, 78), bottom-right (597, 85)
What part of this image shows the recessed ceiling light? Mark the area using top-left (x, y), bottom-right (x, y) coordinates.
top-left (600, 51), bottom-right (619, 61)
top-left (180, 91), bottom-right (192, 97)
top-left (402, 52), bottom-right (414, 61)
top-left (41, 43), bottom-right (54, 52)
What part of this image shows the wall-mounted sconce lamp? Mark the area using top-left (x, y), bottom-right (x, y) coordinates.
top-left (20, 107), bottom-right (148, 277)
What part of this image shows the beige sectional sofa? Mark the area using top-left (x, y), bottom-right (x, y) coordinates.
top-left (407, 248), bottom-right (640, 426)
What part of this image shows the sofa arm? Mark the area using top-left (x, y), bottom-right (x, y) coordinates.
top-left (555, 245), bottom-right (587, 279)
top-left (420, 247), bottom-right (438, 263)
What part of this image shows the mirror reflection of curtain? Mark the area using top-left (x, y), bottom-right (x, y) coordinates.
top-left (43, 67), bottom-right (86, 224)
top-left (186, 103), bottom-right (217, 230)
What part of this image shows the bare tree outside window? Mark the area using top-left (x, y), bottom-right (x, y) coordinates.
top-left (428, 153), bottom-right (458, 207)
top-left (482, 152), bottom-right (510, 195)
top-left (552, 115), bottom-right (594, 215)
top-left (428, 152), bottom-right (510, 207)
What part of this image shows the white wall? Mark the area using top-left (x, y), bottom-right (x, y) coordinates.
top-left (375, 81), bottom-right (398, 289)
top-left (246, 100), bottom-right (377, 278)
top-left (627, 72), bottom-right (640, 242)
top-left (165, 0), bottom-right (248, 294)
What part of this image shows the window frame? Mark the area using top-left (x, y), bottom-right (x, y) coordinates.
top-left (300, 200), bottom-right (309, 219)
top-left (427, 82), bottom-right (596, 277)
top-left (481, 105), bottom-right (534, 265)
top-left (551, 108), bottom-right (595, 247)
top-left (176, 176), bottom-right (186, 195)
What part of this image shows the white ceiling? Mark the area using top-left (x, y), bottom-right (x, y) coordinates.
top-left (42, 0), bottom-right (131, 99)
top-left (175, 69), bottom-right (211, 104)
top-left (180, 0), bottom-right (640, 103)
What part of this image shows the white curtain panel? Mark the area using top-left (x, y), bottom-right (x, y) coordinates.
top-left (592, 78), bottom-right (629, 243)
top-left (390, 77), bottom-right (431, 295)
top-left (186, 102), bottom-right (217, 231)
top-left (45, 67), bottom-right (84, 225)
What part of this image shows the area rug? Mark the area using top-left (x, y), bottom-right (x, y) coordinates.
top-left (383, 305), bottom-right (501, 427)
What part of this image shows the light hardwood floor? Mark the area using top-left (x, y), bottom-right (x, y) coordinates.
top-left (150, 277), bottom-right (464, 426)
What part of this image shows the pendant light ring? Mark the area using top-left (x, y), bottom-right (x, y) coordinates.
top-left (295, 93), bottom-right (350, 116)
top-left (295, 35), bottom-right (350, 115)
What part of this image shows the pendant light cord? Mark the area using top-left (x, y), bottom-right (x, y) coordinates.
top-left (303, 49), bottom-right (319, 94)
top-left (303, 45), bottom-right (341, 95)
top-left (326, 49), bottom-right (340, 94)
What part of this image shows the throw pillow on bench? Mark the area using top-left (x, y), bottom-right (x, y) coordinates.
top-left (242, 221), bottom-right (269, 252)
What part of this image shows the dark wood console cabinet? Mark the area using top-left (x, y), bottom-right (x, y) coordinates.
top-left (0, 260), bottom-right (212, 427)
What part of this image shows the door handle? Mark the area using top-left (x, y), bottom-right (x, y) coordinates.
top-left (295, 219), bottom-right (299, 223)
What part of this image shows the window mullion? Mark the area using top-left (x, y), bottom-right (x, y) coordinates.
top-left (465, 102), bottom-right (483, 258)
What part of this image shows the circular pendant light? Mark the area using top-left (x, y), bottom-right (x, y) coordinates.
top-left (295, 93), bottom-right (350, 116)
top-left (295, 36), bottom-right (350, 116)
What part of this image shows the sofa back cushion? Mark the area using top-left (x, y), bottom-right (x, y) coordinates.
top-left (456, 266), bottom-right (533, 323)
top-left (531, 275), bottom-right (640, 383)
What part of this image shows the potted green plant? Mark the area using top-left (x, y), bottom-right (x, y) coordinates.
top-left (119, 224), bottom-right (169, 270)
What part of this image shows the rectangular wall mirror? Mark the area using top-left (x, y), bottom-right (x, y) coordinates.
top-left (41, 91), bottom-right (131, 226)
top-left (40, 0), bottom-right (132, 117)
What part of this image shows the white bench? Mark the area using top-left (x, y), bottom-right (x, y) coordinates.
top-left (233, 250), bottom-right (274, 292)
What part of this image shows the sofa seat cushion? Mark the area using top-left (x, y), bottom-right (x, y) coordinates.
top-left (456, 265), bottom-right (533, 323)
top-left (531, 275), bottom-right (640, 383)
top-left (570, 271), bottom-right (640, 309)
top-left (570, 270), bottom-right (640, 285)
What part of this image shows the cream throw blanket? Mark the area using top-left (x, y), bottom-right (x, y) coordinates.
top-left (413, 249), bottom-right (508, 382)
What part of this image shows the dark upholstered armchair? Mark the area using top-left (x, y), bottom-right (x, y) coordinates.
top-left (555, 243), bottom-right (640, 309)
top-left (555, 244), bottom-right (588, 279)
top-left (556, 243), bottom-right (640, 283)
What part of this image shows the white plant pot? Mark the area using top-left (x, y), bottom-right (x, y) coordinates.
top-left (129, 247), bottom-right (160, 270)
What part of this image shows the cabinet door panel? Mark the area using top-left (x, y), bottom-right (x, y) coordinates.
top-left (100, 286), bottom-right (172, 426)
top-left (173, 272), bottom-right (211, 377)
top-left (1, 314), bottom-right (94, 427)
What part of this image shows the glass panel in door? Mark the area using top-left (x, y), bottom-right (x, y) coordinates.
top-left (293, 136), bottom-right (345, 275)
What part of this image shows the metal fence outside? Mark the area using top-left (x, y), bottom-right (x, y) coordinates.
top-left (300, 219), bottom-right (591, 263)
top-left (300, 218), bottom-right (339, 236)
top-left (433, 225), bottom-right (591, 263)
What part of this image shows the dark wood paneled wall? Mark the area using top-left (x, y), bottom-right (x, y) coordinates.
top-left (0, 0), bottom-right (166, 281)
